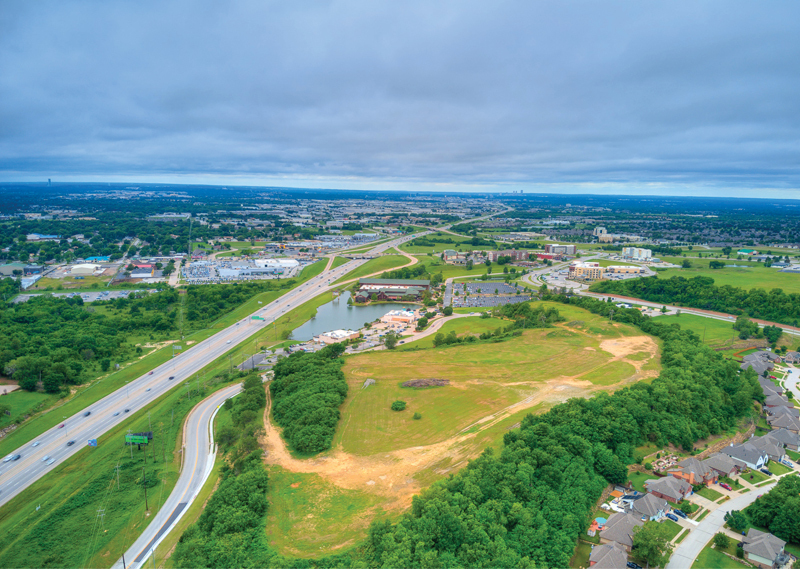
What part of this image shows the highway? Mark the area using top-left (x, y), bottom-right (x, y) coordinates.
top-left (0, 230), bottom-right (429, 508)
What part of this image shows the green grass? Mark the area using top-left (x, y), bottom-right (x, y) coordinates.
top-left (741, 469), bottom-right (770, 484)
top-left (399, 236), bottom-right (479, 254)
top-left (418, 256), bottom-right (495, 280)
top-left (692, 545), bottom-right (744, 569)
top-left (652, 263), bottom-right (800, 295)
top-left (30, 274), bottom-right (113, 290)
top-left (330, 256), bottom-right (349, 270)
top-left (338, 310), bottom-right (659, 456)
top-left (596, 259), bottom-right (640, 267)
top-left (264, 466), bottom-right (383, 557)
top-left (398, 316), bottom-right (508, 349)
top-left (661, 519), bottom-right (683, 540)
top-left (655, 313), bottom-right (737, 347)
top-left (696, 509), bottom-right (710, 522)
top-left (0, 389), bottom-right (60, 430)
top-left (697, 486), bottom-right (724, 501)
top-left (768, 461), bottom-right (792, 475)
top-left (787, 449), bottom-right (800, 462)
top-left (332, 254), bottom-right (412, 284)
top-left (0, 369), bottom-right (240, 569)
top-left (581, 361), bottom-right (637, 385)
top-left (569, 540), bottom-right (593, 569)
top-left (627, 471), bottom-right (654, 493)
top-left (675, 529), bottom-right (689, 543)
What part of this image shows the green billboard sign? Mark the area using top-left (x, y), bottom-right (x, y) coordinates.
top-left (125, 434), bottom-right (149, 445)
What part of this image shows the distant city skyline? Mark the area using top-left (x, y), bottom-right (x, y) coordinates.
top-left (1, 1), bottom-right (799, 198)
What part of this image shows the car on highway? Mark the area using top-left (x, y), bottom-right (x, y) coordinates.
top-left (58, 423), bottom-right (65, 429)
top-left (66, 441), bottom-right (75, 447)
top-left (169, 376), bottom-right (175, 380)
top-left (665, 513), bottom-right (679, 522)
top-left (113, 411), bottom-right (120, 416)
top-left (32, 441), bottom-right (40, 447)
top-left (148, 371), bottom-right (154, 375)
top-left (2, 454), bottom-right (14, 463)
top-left (42, 455), bottom-right (50, 462)
top-left (11, 454), bottom-right (21, 461)
top-left (83, 411), bottom-right (91, 417)
top-left (46, 458), bottom-right (55, 465)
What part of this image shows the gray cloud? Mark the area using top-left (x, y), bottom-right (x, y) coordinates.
top-left (1, 0), bottom-right (799, 195)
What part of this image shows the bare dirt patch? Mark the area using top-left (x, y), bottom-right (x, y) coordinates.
top-left (401, 378), bottom-right (450, 389)
top-left (600, 335), bottom-right (658, 359)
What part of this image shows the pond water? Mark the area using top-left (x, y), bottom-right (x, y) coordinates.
top-left (291, 291), bottom-right (410, 340)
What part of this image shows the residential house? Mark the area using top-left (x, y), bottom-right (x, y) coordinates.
top-left (759, 377), bottom-right (783, 396)
top-left (768, 405), bottom-right (800, 419)
top-left (644, 477), bottom-right (692, 504)
top-left (721, 443), bottom-right (769, 470)
top-left (764, 394), bottom-right (793, 410)
top-left (742, 359), bottom-right (775, 376)
top-left (767, 411), bottom-right (800, 434)
top-left (750, 434), bottom-right (786, 463)
top-left (784, 351), bottom-right (800, 365)
top-left (668, 457), bottom-right (717, 486)
top-left (599, 513), bottom-right (644, 552)
top-left (745, 351), bottom-right (782, 364)
top-left (702, 453), bottom-right (743, 478)
top-left (766, 428), bottom-right (800, 451)
top-left (742, 528), bottom-right (790, 569)
top-left (589, 542), bottom-right (628, 569)
top-left (630, 493), bottom-right (668, 521)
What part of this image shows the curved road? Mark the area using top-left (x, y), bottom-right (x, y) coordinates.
top-left (114, 383), bottom-right (242, 569)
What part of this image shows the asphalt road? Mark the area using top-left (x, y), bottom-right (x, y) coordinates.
top-left (113, 383), bottom-right (243, 569)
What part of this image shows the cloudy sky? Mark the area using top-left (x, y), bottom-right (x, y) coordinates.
top-left (1, 1), bottom-right (799, 196)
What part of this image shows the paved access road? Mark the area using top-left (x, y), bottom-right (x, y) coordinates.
top-left (113, 383), bottom-right (242, 569)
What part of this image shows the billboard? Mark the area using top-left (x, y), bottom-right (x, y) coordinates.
top-left (125, 434), bottom-right (149, 445)
top-left (88, 439), bottom-right (97, 447)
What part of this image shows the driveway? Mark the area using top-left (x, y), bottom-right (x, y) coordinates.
top-left (666, 480), bottom-right (777, 568)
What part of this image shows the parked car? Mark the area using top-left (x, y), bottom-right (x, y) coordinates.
top-left (627, 562), bottom-right (643, 569)
top-left (760, 468), bottom-right (773, 476)
top-left (665, 513), bottom-right (679, 522)
top-left (673, 509), bottom-right (687, 519)
top-left (720, 483), bottom-right (732, 491)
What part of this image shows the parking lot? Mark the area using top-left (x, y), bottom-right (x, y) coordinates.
top-left (451, 294), bottom-right (532, 308)
top-left (13, 289), bottom-right (151, 303)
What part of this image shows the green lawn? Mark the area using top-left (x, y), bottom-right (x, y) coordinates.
top-left (0, 390), bottom-right (60, 430)
top-left (697, 486), bottom-right (724, 501)
top-left (654, 313), bottom-right (737, 347)
top-left (333, 254), bottom-right (412, 284)
top-left (740, 469), bottom-right (770, 485)
top-left (786, 449), bottom-right (800, 462)
top-left (661, 519), bottom-right (683, 540)
top-left (418, 256), bottom-right (497, 280)
top-left (569, 540), bottom-right (593, 569)
top-left (675, 529), bottom-right (689, 544)
top-left (768, 461), bottom-right (792, 475)
top-left (399, 236), bottom-right (480, 254)
top-left (330, 256), bottom-right (349, 269)
top-left (691, 545), bottom-right (744, 569)
top-left (627, 471), bottom-right (655, 493)
top-left (696, 509), bottom-right (710, 522)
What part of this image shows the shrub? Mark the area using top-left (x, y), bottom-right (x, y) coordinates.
top-left (714, 532), bottom-right (730, 548)
top-left (645, 462), bottom-right (653, 470)
top-left (391, 401), bottom-right (407, 411)
top-left (413, 412), bottom-right (421, 420)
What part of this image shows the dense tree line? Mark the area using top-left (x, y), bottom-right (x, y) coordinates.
top-left (270, 343), bottom-right (348, 453)
top-left (216, 372), bottom-right (268, 463)
top-left (184, 279), bottom-right (297, 324)
top-left (591, 274), bottom-right (800, 327)
top-left (363, 295), bottom-right (760, 568)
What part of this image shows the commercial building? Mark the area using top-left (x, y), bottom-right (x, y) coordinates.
top-left (70, 263), bottom-right (101, 275)
top-left (317, 329), bottom-right (359, 344)
top-left (488, 250), bottom-right (530, 262)
top-left (568, 261), bottom-right (604, 281)
top-left (355, 278), bottom-right (430, 302)
top-left (26, 233), bottom-right (61, 241)
top-left (544, 244), bottom-right (576, 256)
top-left (380, 309), bottom-right (416, 324)
top-left (442, 249), bottom-right (468, 264)
top-left (604, 265), bottom-right (645, 275)
top-left (593, 227), bottom-right (607, 237)
top-left (622, 247), bottom-right (652, 260)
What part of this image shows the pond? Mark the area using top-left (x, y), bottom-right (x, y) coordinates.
top-left (291, 291), bottom-right (411, 340)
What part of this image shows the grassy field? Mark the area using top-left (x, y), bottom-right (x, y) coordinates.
top-left (264, 466), bottom-right (383, 557)
top-left (330, 256), bottom-right (349, 270)
top-left (399, 236), bottom-right (479, 254)
top-left (416, 256), bottom-right (496, 280)
top-left (652, 263), bottom-right (800, 294)
top-left (661, 519), bottom-right (683, 540)
top-left (655, 313), bottom-right (737, 346)
top-left (627, 471), bottom-right (654, 493)
top-left (0, 389), bottom-right (60, 430)
top-left (0, 369), bottom-right (239, 569)
top-left (767, 461), bottom-right (792, 475)
top-left (692, 545), bottom-right (743, 569)
top-left (29, 274), bottom-right (113, 290)
top-left (697, 486), bottom-right (723, 501)
top-left (398, 316), bottom-right (508, 349)
top-left (741, 469), bottom-right (769, 485)
top-left (333, 254), bottom-right (411, 284)
top-left (337, 303), bottom-right (660, 455)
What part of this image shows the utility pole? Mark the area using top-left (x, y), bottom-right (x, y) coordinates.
top-left (142, 467), bottom-right (148, 511)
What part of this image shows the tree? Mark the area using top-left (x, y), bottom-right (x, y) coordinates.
top-left (725, 510), bottom-right (749, 532)
top-left (391, 400), bottom-right (406, 411)
top-left (465, 260), bottom-right (473, 270)
top-left (682, 260), bottom-right (692, 268)
top-left (632, 521), bottom-right (673, 568)
top-left (416, 317), bottom-right (428, 330)
top-left (443, 306), bottom-right (453, 316)
top-left (384, 331), bottom-right (399, 350)
top-left (100, 358), bottom-right (111, 372)
top-left (709, 260), bottom-right (726, 269)
top-left (714, 532), bottom-right (730, 548)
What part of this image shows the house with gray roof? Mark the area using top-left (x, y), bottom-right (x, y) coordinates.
top-left (759, 376), bottom-right (783, 396)
top-left (750, 434), bottom-right (786, 463)
top-left (744, 350), bottom-right (781, 363)
top-left (589, 541), bottom-right (628, 569)
top-left (784, 351), bottom-right (800, 364)
top-left (742, 528), bottom-right (789, 569)
top-left (702, 452), bottom-right (743, 478)
top-left (766, 427), bottom-right (800, 451)
top-left (630, 492), bottom-right (668, 521)
top-left (767, 412), bottom-right (800, 434)
top-left (644, 476), bottom-right (692, 504)
top-left (742, 360), bottom-right (774, 376)
top-left (768, 405), bottom-right (800, 419)
top-left (721, 442), bottom-right (768, 470)
top-left (764, 394), bottom-right (793, 410)
top-left (599, 513), bottom-right (644, 551)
